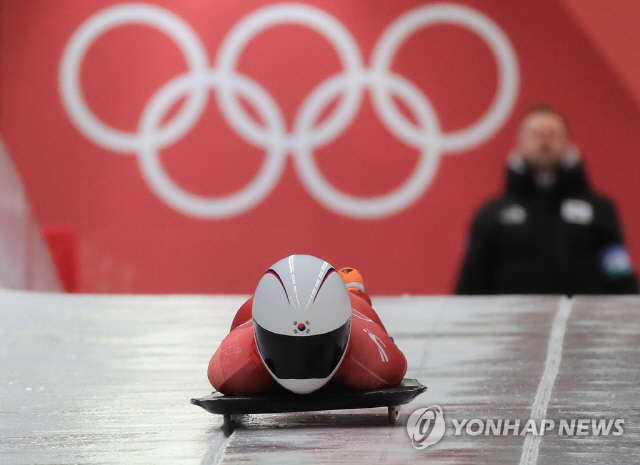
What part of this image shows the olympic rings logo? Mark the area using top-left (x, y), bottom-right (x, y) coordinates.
top-left (60, 2), bottom-right (519, 219)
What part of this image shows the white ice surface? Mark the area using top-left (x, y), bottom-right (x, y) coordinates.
top-left (0, 291), bottom-right (638, 464)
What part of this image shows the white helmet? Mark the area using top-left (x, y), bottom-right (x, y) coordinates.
top-left (252, 254), bottom-right (351, 394)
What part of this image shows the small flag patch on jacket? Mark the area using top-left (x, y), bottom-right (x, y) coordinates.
top-left (601, 244), bottom-right (633, 277)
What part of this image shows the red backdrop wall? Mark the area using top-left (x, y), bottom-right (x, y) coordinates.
top-left (2, 0), bottom-right (638, 294)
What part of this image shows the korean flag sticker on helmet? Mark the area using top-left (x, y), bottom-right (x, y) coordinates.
top-left (601, 245), bottom-right (634, 278)
top-left (561, 199), bottom-right (593, 224)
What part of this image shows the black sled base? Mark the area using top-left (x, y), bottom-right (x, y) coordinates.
top-left (191, 378), bottom-right (426, 432)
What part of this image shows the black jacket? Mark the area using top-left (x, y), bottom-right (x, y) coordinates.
top-left (456, 161), bottom-right (637, 295)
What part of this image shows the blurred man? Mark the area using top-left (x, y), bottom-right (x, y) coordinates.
top-left (456, 104), bottom-right (637, 295)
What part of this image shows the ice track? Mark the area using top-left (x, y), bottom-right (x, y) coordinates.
top-left (1, 291), bottom-right (639, 464)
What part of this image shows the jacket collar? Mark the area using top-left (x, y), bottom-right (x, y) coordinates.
top-left (505, 150), bottom-right (590, 199)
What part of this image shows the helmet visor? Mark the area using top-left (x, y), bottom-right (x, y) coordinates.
top-left (254, 320), bottom-right (350, 380)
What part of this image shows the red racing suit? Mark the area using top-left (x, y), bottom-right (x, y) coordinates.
top-left (208, 290), bottom-right (407, 395)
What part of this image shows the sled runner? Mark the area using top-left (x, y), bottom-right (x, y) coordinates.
top-left (191, 378), bottom-right (426, 433)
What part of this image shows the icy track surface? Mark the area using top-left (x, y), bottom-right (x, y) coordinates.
top-left (0, 291), bottom-right (638, 464)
